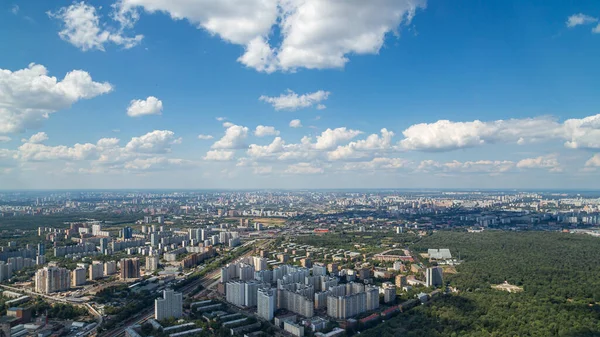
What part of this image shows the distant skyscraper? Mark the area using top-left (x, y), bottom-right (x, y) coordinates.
top-left (155, 289), bottom-right (182, 321)
top-left (37, 243), bottom-right (45, 256)
top-left (189, 228), bottom-right (202, 241)
top-left (36, 255), bottom-right (46, 265)
top-left (120, 258), bottom-right (140, 279)
top-left (426, 266), bottom-right (443, 288)
top-left (150, 233), bottom-right (159, 246)
top-left (200, 229), bottom-right (208, 241)
top-left (122, 227), bottom-right (133, 239)
top-left (99, 238), bottom-right (109, 254)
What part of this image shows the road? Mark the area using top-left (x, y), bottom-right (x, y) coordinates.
top-left (100, 239), bottom-right (270, 337)
top-left (0, 284), bottom-right (103, 335)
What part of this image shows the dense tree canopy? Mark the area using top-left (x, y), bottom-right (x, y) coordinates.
top-left (361, 231), bottom-right (600, 337)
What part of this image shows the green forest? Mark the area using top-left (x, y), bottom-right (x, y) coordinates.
top-left (361, 231), bottom-right (600, 337)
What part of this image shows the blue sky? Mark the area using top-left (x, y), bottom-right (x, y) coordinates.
top-left (0, 0), bottom-right (599, 189)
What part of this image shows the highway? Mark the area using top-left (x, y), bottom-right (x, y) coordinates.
top-left (100, 239), bottom-right (270, 337)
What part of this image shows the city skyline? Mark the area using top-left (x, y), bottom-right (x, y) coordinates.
top-left (0, 186), bottom-right (598, 336)
top-left (2, 1), bottom-right (600, 189)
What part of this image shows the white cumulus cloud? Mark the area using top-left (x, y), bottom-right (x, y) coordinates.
top-left (125, 130), bottom-right (182, 154)
top-left (289, 119), bottom-right (302, 128)
top-left (127, 96), bottom-right (163, 117)
top-left (516, 154), bottom-right (562, 172)
top-left (285, 162), bottom-right (324, 175)
top-left (328, 128), bottom-right (394, 161)
top-left (399, 114), bottom-right (600, 152)
top-left (254, 125), bottom-right (280, 137)
top-left (48, 1), bottom-right (143, 51)
top-left (400, 118), bottom-right (560, 151)
top-left (115, 0), bottom-right (424, 72)
top-left (314, 127), bottom-right (363, 150)
top-left (342, 157), bottom-right (409, 171)
top-left (124, 157), bottom-right (194, 171)
top-left (585, 154), bottom-right (600, 168)
top-left (198, 134), bottom-right (214, 140)
top-left (17, 140), bottom-right (98, 162)
top-left (247, 137), bottom-right (286, 159)
top-left (418, 159), bottom-right (515, 174)
top-left (23, 132), bottom-right (49, 144)
top-left (212, 124), bottom-right (249, 149)
top-left (566, 13), bottom-right (598, 28)
top-left (260, 90), bottom-right (330, 110)
top-left (204, 150), bottom-right (235, 161)
top-left (0, 63), bottom-right (113, 134)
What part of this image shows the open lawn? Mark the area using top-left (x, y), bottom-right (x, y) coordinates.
top-left (250, 217), bottom-right (287, 226)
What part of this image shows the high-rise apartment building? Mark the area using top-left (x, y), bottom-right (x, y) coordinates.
top-left (37, 243), bottom-right (45, 256)
top-left (35, 267), bottom-right (71, 294)
top-left (426, 266), bottom-right (443, 288)
top-left (188, 228), bottom-right (202, 241)
top-left (257, 288), bottom-right (276, 321)
top-left (150, 233), bottom-right (160, 247)
top-left (395, 274), bottom-right (407, 288)
top-left (89, 261), bottom-right (104, 280)
top-left (122, 227), bottom-right (133, 239)
top-left (381, 282), bottom-right (396, 303)
top-left (120, 258), bottom-right (140, 279)
top-left (226, 281), bottom-right (246, 307)
top-left (253, 257), bottom-right (268, 271)
top-left (99, 238), bottom-right (109, 254)
top-left (104, 261), bottom-right (117, 275)
top-left (91, 223), bottom-right (110, 237)
top-left (366, 285), bottom-right (379, 311)
top-left (326, 285), bottom-right (380, 320)
top-left (72, 267), bottom-right (86, 286)
top-left (155, 289), bottom-right (183, 321)
top-left (327, 263), bottom-right (339, 276)
top-left (239, 263), bottom-right (255, 281)
top-left (36, 255), bottom-right (46, 265)
top-left (277, 288), bottom-right (314, 318)
top-left (244, 281), bottom-right (260, 307)
top-left (312, 264), bottom-right (327, 277)
top-left (0, 262), bottom-right (12, 282)
top-left (146, 255), bottom-right (159, 272)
